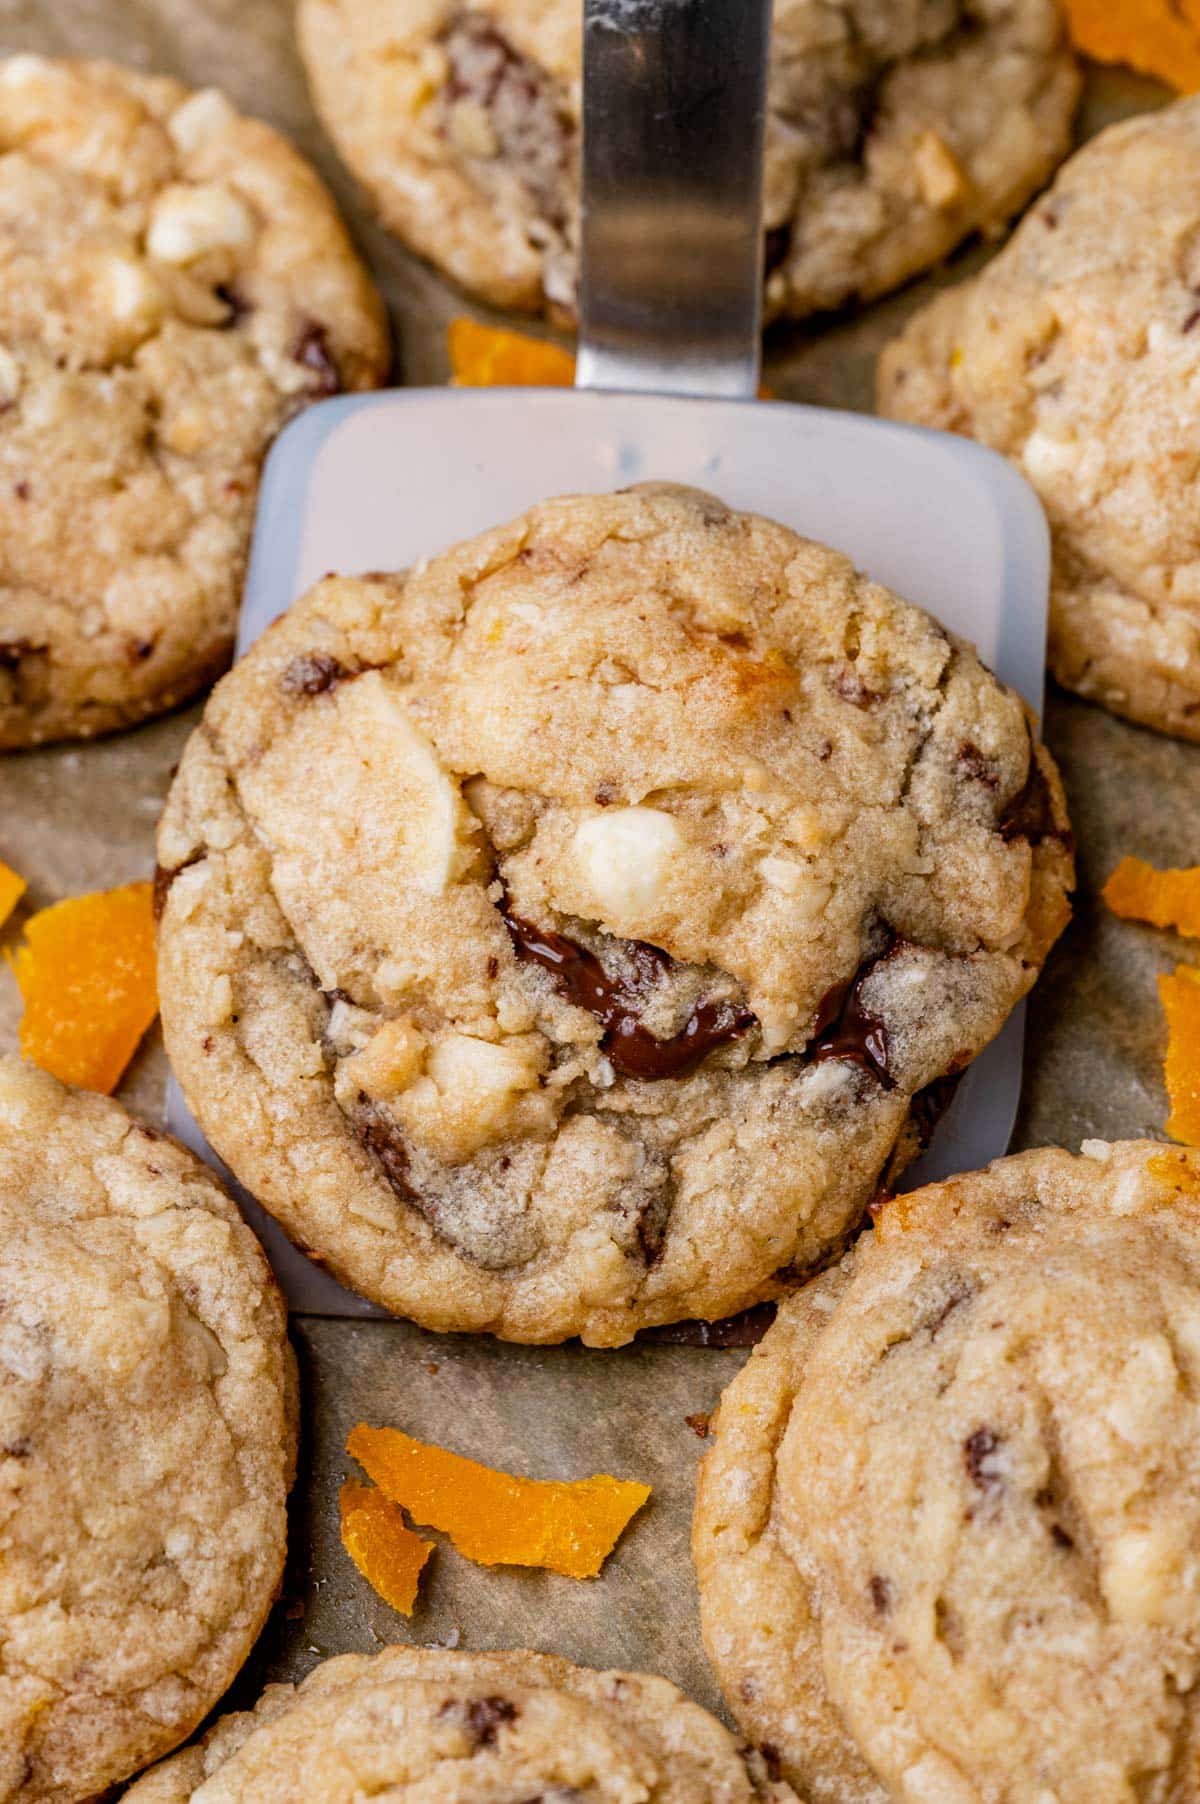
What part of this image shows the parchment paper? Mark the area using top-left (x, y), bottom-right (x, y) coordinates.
top-left (0, 6), bottom-right (1193, 1728)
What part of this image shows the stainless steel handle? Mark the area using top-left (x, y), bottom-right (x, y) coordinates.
top-left (575, 0), bottom-right (770, 399)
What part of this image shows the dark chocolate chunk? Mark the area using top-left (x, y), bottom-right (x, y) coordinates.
top-left (632, 1185), bottom-right (671, 1267)
top-left (640, 1302), bottom-right (777, 1348)
top-left (763, 224), bottom-right (791, 276)
top-left (438, 1694), bottom-right (517, 1748)
top-left (0, 637), bottom-right (45, 672)
top-left (956, 742), bottom-right (1000, 789)
top-left (214, 282), bottom-right (253, 326)
top-left (355, 1107), bottom-right (417, 1202)
top-left (831, 664), bottom-right (880, 707)
top-left (868, 1574), bottom-right (893, 1615)
top-left (810, 958), bottom-right (893, 1088)
top-left (758, 1744), bottom-right (784, 1783)
top-left (963, 1427), bottom-right (1004, 1492)
top-left (440, 14), bottom-right (574, 231)
top-left (1000, 750), bottom-right (1062, 847)
top-left (292, 322), bottom-right (342, 397)
top-left (281, 652), bottom-right (348, 697)
top-left (500, 902), bottom-right (753, 1081)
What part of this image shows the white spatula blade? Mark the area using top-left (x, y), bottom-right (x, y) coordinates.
top-left (167, 387), bottom-right (1049, 1315)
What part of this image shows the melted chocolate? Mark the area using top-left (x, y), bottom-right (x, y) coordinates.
top-left (810, 958), bottom-right (893, 1088)
top-left (1000, 752), bottom-right (1061, 846)
top-left (909, 1072), bottom-right (963, 1150)
top-left (501, 906), bottom-right (753, 1081)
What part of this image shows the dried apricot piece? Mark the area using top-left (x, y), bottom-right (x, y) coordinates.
top-left (347, 1425), bottom-right (650, 1579)
top-left (448, 317), bottom-right (576, 387)
top-left (1059, 0), bottom-right (1200, 93)
top-left (340, 1479), bottom-right (433, 1615)
top-left (1104, 856), bottom-right (1200, 938)
top-left (1160, 964), bottom-right (1200, 1146)
top-left (0, 860), bottom-right (25, 930)
top-left (7, 881), bottom-right (158, 1093)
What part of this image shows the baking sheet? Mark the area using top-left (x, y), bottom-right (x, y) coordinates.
top-left (0, 5), bottom-right (1194, 1726)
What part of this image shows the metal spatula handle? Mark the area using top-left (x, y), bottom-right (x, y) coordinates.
top-left (575, 0), bottom-right (771, 399)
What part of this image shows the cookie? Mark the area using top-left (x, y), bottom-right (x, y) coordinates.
top-left (0, 54), bottom-right (388, 751)
top-left (0, 1057), bottom-right (297, 1801)
top-left (879, 99), bottom-right (1200, 742)
top-left (120, 1645), bottom-right (795, 1801)
top-left (694, 1140), bottom-right (1200, 1804)
top-left (156, 482), bottom-right (1072, 1344)
top-left (297, 0), bottom-right (1078, 322)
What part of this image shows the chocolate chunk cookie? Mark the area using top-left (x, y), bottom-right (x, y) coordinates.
top-left (121, 1646), bottom-right (796, 1801)
top-left (879, 99), bottom-right (1200, 742)
top-left (694, 1141), bottom-right (1200, 1804)
top-left (156, 482), bottom-right (1072, 1345)
top-left (0, 1057), bottom-right (296, 1801)
top-left (297, 0), bottom-right (1078, 321)
top-left (0, 54), bottom-right (387, 750)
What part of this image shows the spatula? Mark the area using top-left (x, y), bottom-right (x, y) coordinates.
top-left (167, 0), bottom-right (1051, 1314)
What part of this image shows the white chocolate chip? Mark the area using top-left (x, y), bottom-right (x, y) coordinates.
top-left (573, 806), bottom-right (683, 922)
top-left (913, 130), bottom-right (968, 210)
top-left (759, 855), bottom-right (805, 896)
top-left (147, 183), bottom-right (255, 265)
top-left (1080, 1139), bottom-right (1112, 1162)
top-left (340, 1017), bottom-right (426, 1102)
top-left (168, 88), bottom-right (237, 157)
top-left (1103, 1524), bottom-right (1192, 1626)
top-left (1021, 427), bottom-right (1081, 486)
top-left (0, 54), bottom-right (53, 88)
top-left (394, 1030), bottom-right (551, 1160)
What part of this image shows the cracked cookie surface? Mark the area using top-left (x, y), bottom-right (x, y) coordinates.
top-left (879, 98), bottom-right (1200, 742)
top-left (0, 1057), bottom-right (296, 1803)
top-left (0, 53), bottom-right (387, 750)
top-left (121, 1645), bottom-right (796, 1802)
top-left (694, 1141), bottom-right (1200, 1804)
top-left (156, 482), bottom-right (1072, 1345)
top-left (297, 0), bottom-right (1078, 321)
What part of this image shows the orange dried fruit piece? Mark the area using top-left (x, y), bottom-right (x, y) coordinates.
top-left (347, 1425), bottom-right (650, 1579)
top-left (1160, 964), bottom-right (1200, 1147)
top-left (0, 860), bottom-right (25, 930)
top-left (340, 1479), bottom-right (433, 1616)
top-left (448, 317), bottom-right (576, 387)
top-left (448, 317), bottom-right (776, 397)
top-left (7, 881), bottom-right (158, 1093)
top-left (1148, 1147), bottom-right (1200, 1199)
top-left (1104, 856), bottom-right (1200, 938)
top-left (1059, 0), bottom-right (1200, 94)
